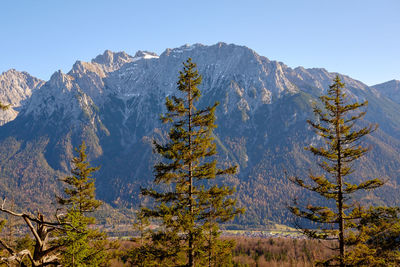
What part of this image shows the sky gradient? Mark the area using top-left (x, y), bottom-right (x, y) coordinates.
top-left (1, 0), bottom-right (399, 86)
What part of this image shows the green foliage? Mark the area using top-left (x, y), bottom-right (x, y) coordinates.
top-left (0, 219), bottom-right (6, 232)
top-left (57, 141), bottom-right (110, 266)
top-left (14, 234), bottom-right (34, 253)
top-left (122, 212), bottom-right (161, 266)
top-left (139, 58), bottom-right (243, 266)
top-left (199, 185), bottom-right (239, 266)
top-left (289, 76), bottom-right (383, 266)
top-left (345, 206), bottom-right (400, 266)
top-left (58, 141), bottom-right (102, 217)
top-left (59, 210), bottom-right (109, 267)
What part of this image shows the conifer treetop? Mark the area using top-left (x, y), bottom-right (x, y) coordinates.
top-left (57, 141), bottom-right (102, 214)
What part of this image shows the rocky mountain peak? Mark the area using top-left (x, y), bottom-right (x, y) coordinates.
top-left (372, 79), bottom-right (400, 104)
top-left (134, 50), bottom-right (159, 59)
top-left (288, 67), bottom-right (369, 98)
top-left (2, 69), bottom-right (21, 76)
top-left (23, 68), bottom-right (97, 121)
top-left (5, 43), bottom-right (391, 129)
top-left (1, 69), bottom-right (43, 90)
top-left (48, 70), bottom-right (73, 90)
top-left (67, 50), bottom-right (150, 102)
top-left (160, 43), bottom-right (205, 57)
top-left (91, 50), bottom-right (134, 72)
top-left (375, 79), bottom-right (400, 88)
top-left (70, 60), bottom-right (106, 78)
top-left (0, 69), bottom-right (44, 125)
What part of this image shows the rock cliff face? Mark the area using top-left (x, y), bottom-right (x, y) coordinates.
top-left (1, 43), bottom-right (399, 225)
top-left (0, 69), bottom-right (44, 125)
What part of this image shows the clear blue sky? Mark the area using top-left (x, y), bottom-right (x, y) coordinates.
top-left (1, 0), bottom-right (399, 86)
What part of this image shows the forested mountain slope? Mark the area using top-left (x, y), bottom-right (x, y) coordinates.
top-left (0, 43), bottom-right (399, 225)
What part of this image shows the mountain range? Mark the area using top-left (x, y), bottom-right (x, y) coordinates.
top-left (0, 42), bottom-right (399, 226)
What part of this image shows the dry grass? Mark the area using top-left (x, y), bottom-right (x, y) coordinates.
top-left (232, 237), bottom-right (335, 267)
top-left (109, 237), bottom-right (335, 266)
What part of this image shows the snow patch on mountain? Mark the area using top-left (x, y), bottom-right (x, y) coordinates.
top-left (134, 50), bottom-right (159, 60)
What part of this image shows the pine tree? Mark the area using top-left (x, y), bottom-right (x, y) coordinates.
top-left (141, 58), bottom-right (243, 266)
top-left (57, 141), bottom-right (108, 267)
top-left (289, 76), bottom-right (383, 266)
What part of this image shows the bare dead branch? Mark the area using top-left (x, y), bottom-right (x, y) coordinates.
top-left (0, 199), bottom-right (75, 229)
top-left (0, 237), bottom-right (15, 255)
top-left (22, 216), bottom-right (43, 248)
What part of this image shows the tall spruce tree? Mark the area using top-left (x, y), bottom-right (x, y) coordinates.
top-left (289, 76), bottom-right (383, 266)
top-left (141, 58), bottom-right (243, 266)
top-left (57, 141), bottom-right (108, 267)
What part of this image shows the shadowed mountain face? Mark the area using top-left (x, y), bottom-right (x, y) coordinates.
top-left (0, 43), bottom-right (399, 225)
top-left (372, 79), bottom-right (400, 105)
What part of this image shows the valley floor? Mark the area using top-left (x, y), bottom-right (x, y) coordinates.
top-left (109, 236), bottom-right (335, 266)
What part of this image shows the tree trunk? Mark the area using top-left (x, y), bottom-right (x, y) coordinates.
top-left (335, 86), bottom-right (345, 267)
top-left (188, 79), bottom-right (194, 267)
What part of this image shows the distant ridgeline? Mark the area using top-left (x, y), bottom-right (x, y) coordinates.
top-left (0, 43), bottom-right (399, 226)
